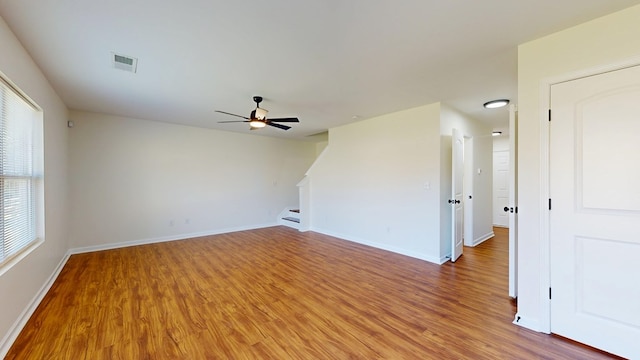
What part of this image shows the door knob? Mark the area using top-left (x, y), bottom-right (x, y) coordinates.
top-left (455, 200), bottom-right (461, 204)
top-left (504, 206), bottom-right (510, 212)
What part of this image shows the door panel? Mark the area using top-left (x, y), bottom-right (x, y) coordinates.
top-left (579, 96), bottom-right (640, 211)
top-left (493, 151), bottom-right (509, 227)
top-left (451, 128), bottom-right (463, 262)
top-left (550, 65), bottom-right (640, 359)
top-left (577, 236), bottom-right (640, 328)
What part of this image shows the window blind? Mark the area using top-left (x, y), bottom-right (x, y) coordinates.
top-left (0, 76), bottom-right (40, 265)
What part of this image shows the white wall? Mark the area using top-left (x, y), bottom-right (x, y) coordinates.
top-left (306, 102), bottom-right (493, 264)
top-left (439, 104), bottom-right (493, 257)
top-left (307, 103), bottom-right (443, 263)
top-left (0, 15), bottom-right (69, 355)
top-left (517, 4), bottom-right (640, 331)
top-left (68, 111), bottom-right (317, 249)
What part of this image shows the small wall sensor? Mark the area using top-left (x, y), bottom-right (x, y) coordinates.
top-left (67, 120), bottom-right (74, 128)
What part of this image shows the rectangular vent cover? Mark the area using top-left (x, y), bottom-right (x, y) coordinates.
top-left (112, 53), bottom-right (138, 73)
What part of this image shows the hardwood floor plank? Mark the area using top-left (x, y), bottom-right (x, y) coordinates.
top-left (5, 226), bottom-right (620, 359)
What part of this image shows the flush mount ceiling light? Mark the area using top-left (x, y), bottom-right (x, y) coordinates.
top-left (483, 99), bottom-right (509, 109)
top-left (492, 131), bottom-right (503, 136)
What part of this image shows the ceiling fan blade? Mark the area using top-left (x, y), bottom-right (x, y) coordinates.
top-left (267, 122), bottom-right (291, 130)
top-left (218, 120), bottom-right (249, 123)
top-left (215, 110), bottom-right (249, 119)
top-left (268, 117), bottom-right (299, 123)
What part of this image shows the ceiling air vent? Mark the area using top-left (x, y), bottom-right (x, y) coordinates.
top-left (112, 53), bottom-right (138, 73)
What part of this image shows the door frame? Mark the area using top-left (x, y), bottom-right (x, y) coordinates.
top-left (537, 56), bottom-right (640, 334)
top-left (508, 104), bottom-right (518, 299)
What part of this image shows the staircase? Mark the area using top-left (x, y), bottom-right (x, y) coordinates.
top-left (279, 209), bottom-right (301, 230)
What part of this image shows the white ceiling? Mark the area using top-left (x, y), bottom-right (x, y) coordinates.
top-left (1, 1), bottom-right (639, 139)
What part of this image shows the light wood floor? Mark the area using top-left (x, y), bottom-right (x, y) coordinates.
top-left (7, 227), bottom-right (618, 359)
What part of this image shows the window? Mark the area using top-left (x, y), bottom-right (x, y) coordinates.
top-left (0, 74), bottom-right (43, 270)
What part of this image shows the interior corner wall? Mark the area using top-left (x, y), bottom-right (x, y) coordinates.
top-left (306, 103), bottom-right (443, 263)
top-left (0, 15), bottom-right (70, 355)
top-left (439, 104), bottom-right (493, 259)
top-left (517, 4), bottom-right (640, 331)
top-left (68, 111), bottom-right (317, 250)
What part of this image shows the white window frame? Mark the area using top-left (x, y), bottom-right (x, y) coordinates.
top-left (0, 72), bottom-right (44, 276)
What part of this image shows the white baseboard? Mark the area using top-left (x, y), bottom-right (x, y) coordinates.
top-left (470, 231), bottom-right (495, 247)
top-left (69, 222), bottom-right (278, 254)
top-left (0, 251), bottom-right (71, 359)
top-left (310, 227), bottom-right (445, 265)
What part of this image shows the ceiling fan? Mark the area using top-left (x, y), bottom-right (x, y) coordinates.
top-left (216, 96), bottom-right (299, 130)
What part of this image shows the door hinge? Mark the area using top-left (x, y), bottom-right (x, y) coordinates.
top-left (515, 206), bottom-right (518, 214)
top-left (549, 198), bottom-right (552, 210)
top-left (549, 287), bottom-right (552, 299)
top-left (548, 109), bottom-right (551, 122)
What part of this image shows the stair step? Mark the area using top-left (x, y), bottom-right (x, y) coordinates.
top-left (282, 217), bottom-right (300, 223)
top-left (289, 209), bottom-right (300, 213)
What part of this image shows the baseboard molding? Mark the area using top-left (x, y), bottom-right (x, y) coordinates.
top-left (69, 222), bottom-right (278, 255)
top-left (310, 227), bottom-right (445, 265)
top-left (0, 251), bottom-right (71, 359)
top-left (470, 231), bottom-right (495, 247)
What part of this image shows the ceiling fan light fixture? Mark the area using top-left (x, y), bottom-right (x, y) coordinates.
top-left (217, 96), bottom-right (298, 131)
top-left (249, 119), bottom-right (266, 128)
top-left (483, 99), bottom-right (510, 109)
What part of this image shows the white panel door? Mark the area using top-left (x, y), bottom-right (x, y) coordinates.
top-left (493, 150), bottom-right (509, 227)
top-left (550, 64), bottom-right (640, 359)
top-left (450, 128), bottom-right (464, 262)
